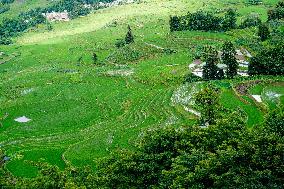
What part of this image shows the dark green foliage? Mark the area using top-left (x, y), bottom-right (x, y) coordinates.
top-left (1, 106), bottom-right (284, 188)
top-left (187, 11), bottom-right (223, 31)
top-left (0, 36), bottom-right (11, 45)
top-left (202, 46), bottom-right (222, 80)
top-left (258, 23), bottom-right (270, 41)
top-left (115, 38), bottom-right (126, 48)
top-left (184, 73), bottom-right (202, 83)
top-left (222, 8), bottom-right (237, 31)
top-left (216, 68), bottom-right (225, 79)
top-left (169, 9), bottom-right (237, 32)
top-left (248, 44), bottom-right (284, 76)
top-left (169, 15), bottom-right (181, 32)
top-left (92, 52), bottom-right (98, 64)
top-left (125, 25), bottom-right (134, 44)
top-left (0, 0), bottom-right (116, 44)
top-left (0, 8), bottom-right (46, 40)
top-left (44, 0), bottom-right (91, 19)
top-left (0, 149), bottom-right (4, 166)
top-left (194, 86), bottom-right (221, 125)
top-left (268, 1), bottom-right (284, 20)
top-left (222, 41), bottom-right (238, 78)
top-left (0, 4), bottom-right (10, 14)
top-left (93, 107), bottom-right (284, 188)
top-left (96, 128), bottom-right (181, 188)
top-left (0, 0), bottom-right (14, 4)
top-left (264, 105), bottom-right (284, 136)
top-left (239, 14), bottom-right (262, 28)
top-left (247, 0), bottom-right (262, 5)
top-left (107, 45), bottom-right (142, 64)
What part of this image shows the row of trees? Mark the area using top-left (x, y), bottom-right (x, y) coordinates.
top-left (170, 2), bottom-right (284, 33)
top-left (1, 87), bottom-right (283, 188)
top-left (169, 9), bottom-right (237, 32)
top-left (201, 40), bottom-right (283, 80)
top-left (201, 41), bottom-right (239, 81)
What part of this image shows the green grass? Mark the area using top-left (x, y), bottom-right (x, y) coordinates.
top-left (0, 0), bottom-right (282, 177)
top-left (6, 148), bottom-right (66, 178)
top-left (220, 89), bottom-right (264, 127)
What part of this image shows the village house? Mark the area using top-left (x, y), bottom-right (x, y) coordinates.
top-left (42, 10), bottom-right (70, 22)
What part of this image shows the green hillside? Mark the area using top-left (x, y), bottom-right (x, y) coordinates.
top-left (0, 0), bottom-right (59, 22)
top-left (0, 0), bottom-right (283, 187)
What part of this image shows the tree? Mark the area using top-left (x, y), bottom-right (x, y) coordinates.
top-left (169, 15), bottom-right (181, 32)
top-left (2, 107), bottom-right (284, 188)
top-left (258, 23), bottom-right (270, 41)
top-left (248, 44), bottom-right (284, 76)
top-left (222, 8), bottom-right (237, 31)
top-left (216, 68), bottom-right (225, 80)
top-left (125, 25), bottom-right (134, 44)
top-left (115, 39), bottom-right (126, 48)
top-left (92, 52), bottom-right (98, 64)
top-left (239, 14), bottom-right (261, 28)
top-left (202, 46), bottom-right (219, 80)
top-left (194, 86), bottom-right (221, 125)
top-left (188, 11), bottom-right (222, 31)
top-left (221, 41), bottom-right (238, 78)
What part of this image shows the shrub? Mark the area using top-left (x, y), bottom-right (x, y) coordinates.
top-left (107, 45), bottom-right (142, 64)
top-left (239, 14), bottom-right (262, 28)
top-left (184, 73), bottom-right (202, 83)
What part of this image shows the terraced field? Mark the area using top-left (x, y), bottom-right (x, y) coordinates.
top-left (0, 0), bottom-right (283, 178)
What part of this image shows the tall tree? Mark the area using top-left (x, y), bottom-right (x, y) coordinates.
top-left (202, 46), bottom-right (220, 80)
top-left (221, 41), bottom-right (238, 78)
top-left (125, 25), bottom-right (134, 44)
top-left (194, 86), bottom-right (221, 125)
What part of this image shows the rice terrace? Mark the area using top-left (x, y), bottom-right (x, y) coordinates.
top-left (0, 0), bottom-right (283, 188)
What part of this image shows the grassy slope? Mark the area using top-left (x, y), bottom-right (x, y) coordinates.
top-left (0, 0), bottom-right (59, 23)
top-left (0, 0), bottom-right (282, 177)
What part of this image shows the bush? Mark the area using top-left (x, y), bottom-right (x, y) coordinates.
top-left (239, 14), bottom-right (262, 28)
top-left (107, 45), bottom-right (142, 64)
top-left (115, 39), bottom-right (126, 48)
top-left (184, 73), bottom-right (202, 83)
